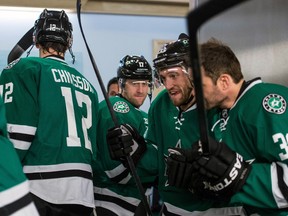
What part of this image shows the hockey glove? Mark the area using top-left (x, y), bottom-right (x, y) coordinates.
top-left (189, 138), bottom-right (251, 199)
top-left (167, 138), bottom-right (251, 200)
top-left (106, 124), bottom-right (147, 168)
top-left (166, 147), bottom-right (197, 188)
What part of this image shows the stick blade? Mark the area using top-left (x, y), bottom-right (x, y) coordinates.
top-left (7, 27), bottom-right (34, 64)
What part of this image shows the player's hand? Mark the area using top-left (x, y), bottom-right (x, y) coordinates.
top-left (106, 124), bottom-right (147, 167)
top-left (166, 147), bottom-right (197, 188)
top-left (190, 138), bottom-right (251, 199)
top-left (166, 137), bottom-right (251, 200)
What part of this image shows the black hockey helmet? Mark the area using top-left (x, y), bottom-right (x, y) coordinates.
top-left (153, 37), bottom-right (190, 71)
top-left (33, 9), bottom-right (73, 47)
top-left (117, 55), bottom-right (152, 82)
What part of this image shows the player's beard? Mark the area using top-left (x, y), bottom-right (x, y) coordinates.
top-left (127, 94), bottom-right (146, 108)
top-left (169, 85), bottom-right (194, 108)
top-left (204, 89), bottom-right (226, 110)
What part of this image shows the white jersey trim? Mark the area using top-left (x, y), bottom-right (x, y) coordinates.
top-left (271, 162), bottom-right (288, 208)
top-left (0, 180), bottom-right (29, 206)
top-left (0, 180), bottom-right (39, 215)
top-left (11, 202), bottom-right (39, 216)
top-left (7, 123), bottom-right (36, 135)
top-left (29, 177), bottom-right (94, 208)
top-left (231, 79), bottom-right (262, 110)
top-left (24, 163), bottom-right (94, 207)
top-left (10, 139), bottom-right (31, 150)
top-left (95, 201), bottom-right (134, 216)
top-left (23, 163), bottom-right (92, 173)
top-left (105, 164), bottom-right (132, 184)
top-left (7, 124), bottom-right (36, 150)
top-left (94, 187), bottom-right (140, 216)
top-left (119, 173), bottom-right (132, 184)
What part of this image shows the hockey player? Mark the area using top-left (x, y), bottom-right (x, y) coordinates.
top-left (166, 38), bottom-right (288, 215)
top-left (0, 9), bottom-right (98, 216)
top-left (94, 55), bottom-right (158, 215)
top-left (0, 97), bottom-right (39, 215)
top-left (107, 76), bottom-right (119, 97)
top-left (145, 36), bottom-right (244, 215)
top-left (106, 35), bottom-right (229, 215)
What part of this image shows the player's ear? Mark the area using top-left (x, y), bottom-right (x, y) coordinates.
top-left (217, 74), bottom-right (231, 91)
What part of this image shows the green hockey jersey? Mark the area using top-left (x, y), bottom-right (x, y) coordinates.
top-left (93, 95), bottom-right (158, 215)
top-left (0, 56), bottom-right (99, 208)
top-left (146, 89), bottom-right (247, 215)
top-left (211, 78), bottom-right (288, 215)
top-left (0, 95), bottom-right (39, 215)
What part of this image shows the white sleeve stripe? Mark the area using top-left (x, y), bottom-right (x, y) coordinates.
top-left (7, 124), bottom-right (36, 135)
top-left (271, 162), bottom-right (288, 208)
top-left (119, 173), bottom-right (132, 184)
top-left (10, 139), bottom-right (31, 150)
top-left (94, 187), bottom-right (140, 204)
top-left (105, 164), bottom-right (131, 184)
top-left (105, 164), bottom-right (127, 178)
top-left (0, 181), bottom-right (30, 206)
top-left (12, 202), bottom-right (39, 216)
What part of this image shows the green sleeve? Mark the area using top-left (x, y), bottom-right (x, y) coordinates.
top-left (0, 58), bottom-right (39, 161)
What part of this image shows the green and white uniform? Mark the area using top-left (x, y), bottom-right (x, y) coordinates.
top-left (146, 89), bottom-right (247, 215)
top-left (0, 56), bottom-right (98, 208)
top-left (0, 96), bottom-right (39, 215)
top-left (211, 78), bottom-right (288, 215)
top-left (93, 95), bottom-right (157, 215)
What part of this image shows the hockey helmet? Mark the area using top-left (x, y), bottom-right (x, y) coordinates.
top-left (33, 9), bottom-right (73, 47)
top-left (117, 55), bottom-right (152, 82)
top-left (153, 38), bottom-right (190, 71)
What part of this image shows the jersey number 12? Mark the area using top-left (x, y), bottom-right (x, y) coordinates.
top-left (61, 87), bottom-right (92, 152)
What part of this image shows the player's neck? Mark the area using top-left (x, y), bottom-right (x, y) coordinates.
top-left (179, 94), bottom-right (196, 111)
top-left (222, 79), bottom-right (244, 109)
top-left (39, 47), bottom-right (65, 59)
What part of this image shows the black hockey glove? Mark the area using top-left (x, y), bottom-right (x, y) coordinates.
top-left (106, 124), bottom-right (147, 168)
top-left (167, 138), bottom-right (251, 200)
top-left (166, 147), bottom-right (198, 188)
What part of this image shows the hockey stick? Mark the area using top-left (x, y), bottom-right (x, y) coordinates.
top-left (76, 1), bottom-right (152, 215)
top-left (187, 0), bottom-right (250, 154)
top-left (7, 27), bottom-right (34, 64)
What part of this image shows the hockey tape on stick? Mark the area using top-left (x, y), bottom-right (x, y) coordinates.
top-left (76, 1), bottom-right (152, 215)
top-left (7, 27), bottom-right (34, 64)
top-left (187, 0), bottom-right (250, 154)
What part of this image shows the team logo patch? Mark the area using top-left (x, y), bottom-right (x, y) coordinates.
top-left (262, 94), bottom-right (286, 114)
top-left (113, 101), bottom-right (130, 113)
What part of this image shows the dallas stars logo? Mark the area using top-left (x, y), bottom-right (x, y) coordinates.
top-left (263, 94), bottom-right (286, 114)
top-left (113, 101), bottom-right (130, 113)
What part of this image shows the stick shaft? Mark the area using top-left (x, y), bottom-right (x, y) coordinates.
top-left (76, 1), bottom-right (152, 215)
top-left (187, 0), bottom-right (250, 154)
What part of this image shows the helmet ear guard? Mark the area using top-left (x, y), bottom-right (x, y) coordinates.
top-left (118, 78), bottom-right (126, 92)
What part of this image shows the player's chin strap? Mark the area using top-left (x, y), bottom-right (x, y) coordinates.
top-left (76, 1), bottom-right (152, 215)
top-left (181, 65), bottom-right (195, 107)
top-left (148, 82), bottom-right (153, 105)
top-left (7, 27), bottom-right (34, 64)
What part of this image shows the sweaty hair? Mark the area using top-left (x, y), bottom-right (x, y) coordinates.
top-left (200, 38), bottom-right (243, 84)
top-left (40, 41), bottom-right (67, 56)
